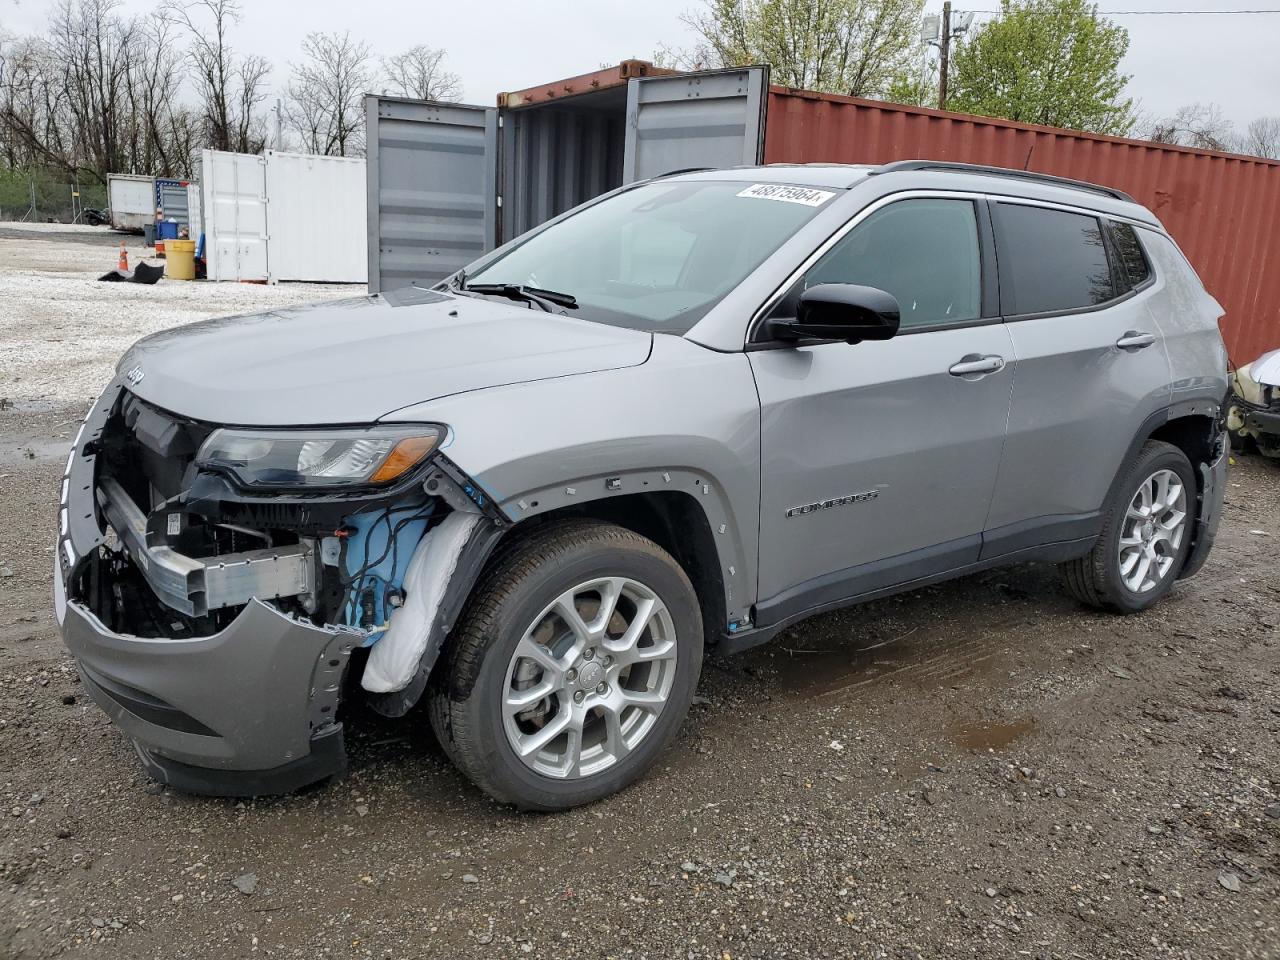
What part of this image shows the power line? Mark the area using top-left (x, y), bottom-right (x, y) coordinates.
top-left (968, 8), bottom-right (1280, 13)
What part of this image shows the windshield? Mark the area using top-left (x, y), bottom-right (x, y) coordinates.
top-left (465, 179), bottom-right (836, 334)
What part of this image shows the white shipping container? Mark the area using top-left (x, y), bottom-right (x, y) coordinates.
top-left (107, 174), bottom-right (155, 232)
top-left (200, 150), bottom-right (268, 282)
top-left (264, 151), bottom-right (368, 284)
top-left (199, 149), bottom-right (367, 284)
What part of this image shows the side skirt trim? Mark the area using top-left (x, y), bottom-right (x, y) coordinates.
top-left (731, 534), bottom-right (1095, 656)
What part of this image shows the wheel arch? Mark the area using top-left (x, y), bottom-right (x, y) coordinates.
top-left (500, 488), bottom-right (730, 654)
top-left (1116, 401), bottom-right (1227, 582)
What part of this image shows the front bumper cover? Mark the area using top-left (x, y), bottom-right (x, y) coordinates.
top-left (55, 380), bottom-right (362, 795)
top-left (58, 587), bottom-right (360, 794)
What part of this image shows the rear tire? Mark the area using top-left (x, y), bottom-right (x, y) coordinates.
top-left (429, 520), bottom-right (703, 810)
top-left (1060, 440), bottom-right (1196, 614)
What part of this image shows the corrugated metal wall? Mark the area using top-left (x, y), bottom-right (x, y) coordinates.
top-left (764, 89), bottom-right (1280, 364)
top-left (501, 102), bottom-right (625, 241)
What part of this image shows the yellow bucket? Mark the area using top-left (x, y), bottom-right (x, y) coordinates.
top-left (165, 239), bottom-right (197, 281)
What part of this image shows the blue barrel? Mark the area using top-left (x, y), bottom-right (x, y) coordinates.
top-left (157, 220), bottom-right (179, 240)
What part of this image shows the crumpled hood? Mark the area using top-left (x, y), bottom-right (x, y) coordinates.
top-left (118, 287), bottom-right (653, 425)
top-left (1247, 348), bottom-right (1280, 388)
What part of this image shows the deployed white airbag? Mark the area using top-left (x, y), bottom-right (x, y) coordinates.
top-left (360, 511), bottom-right (482, 693)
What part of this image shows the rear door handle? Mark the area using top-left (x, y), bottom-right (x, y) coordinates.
top-left (948, 354), bottom-right (1006, 377)
top-left (1116, 330), bottom-right (1156, 350)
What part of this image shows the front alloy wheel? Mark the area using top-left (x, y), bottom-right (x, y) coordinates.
top-left (503, 577), bottom-right (678, 779)
top-left (430, 521), bottom-right (703, 810)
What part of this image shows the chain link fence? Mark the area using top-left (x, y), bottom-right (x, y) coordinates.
top-left (0, 169), bottom-right (109, 223)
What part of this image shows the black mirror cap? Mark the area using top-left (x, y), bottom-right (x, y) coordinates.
top-left (767, 283), bottom-right (901, 344)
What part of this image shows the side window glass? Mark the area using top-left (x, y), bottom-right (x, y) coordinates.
top-left (801, 198), bottom-right (982, 330)
top-left (996, 204), bottom-right (1114, 314)
top-left (1109, 221), bottom-right (1152, 291)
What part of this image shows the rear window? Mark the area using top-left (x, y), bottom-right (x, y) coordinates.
top-left (996, 204), bottom-right (1114, 315)
top-left (1109, 221), bottom-right (1152, 291)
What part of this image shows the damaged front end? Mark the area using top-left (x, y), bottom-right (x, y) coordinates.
top-left (1228, 349), bottom-right (1280, 458)
top-left (55, 381), bottom-right (502, 796)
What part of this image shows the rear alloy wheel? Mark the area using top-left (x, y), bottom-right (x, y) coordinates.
top-left (1115, 468), bottom-right (1188, 594)
top-left (1060, 440), bottom-right (1196, 613)
top-left (430, 521), bottom-right (702, 810)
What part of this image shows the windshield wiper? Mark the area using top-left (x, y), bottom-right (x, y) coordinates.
top-left (461, 282), bottom-right (578, 313)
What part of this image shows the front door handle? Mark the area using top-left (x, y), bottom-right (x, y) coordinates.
top-left (948, 354), bottom-right (1006, 377)
top-left (1116, 330), bottom-right (1156, 350)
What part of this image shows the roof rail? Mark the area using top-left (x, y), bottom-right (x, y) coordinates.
top-left (870, 160), bottom-right (1136, 204)
top-left (657, 167), bottom-right (717, 178)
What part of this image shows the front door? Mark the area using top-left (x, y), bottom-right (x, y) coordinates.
top-left (750, 196), bottom-right (1015, 627)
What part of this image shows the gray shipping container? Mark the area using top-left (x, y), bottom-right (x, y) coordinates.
top-left (365, 65), bottom-right (769, 293)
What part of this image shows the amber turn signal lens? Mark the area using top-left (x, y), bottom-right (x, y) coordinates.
top-left (369, 435), bottom-right (439, 484)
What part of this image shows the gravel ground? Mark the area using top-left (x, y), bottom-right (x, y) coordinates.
top-left (1, 228), bottom-right (1277, 959)
top-left (0, 222), bottom-right (354, 410)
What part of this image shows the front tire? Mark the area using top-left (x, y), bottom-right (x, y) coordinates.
top-left (1060, 440), bottom-right (1196, 613)
top-left (429, 520), bottom-right (703, 810)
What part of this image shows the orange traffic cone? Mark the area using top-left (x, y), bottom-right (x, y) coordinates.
top-left (117, 241), bottom-right (128, 272)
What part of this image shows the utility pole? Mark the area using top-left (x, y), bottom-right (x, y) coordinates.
top-left (939, 1), bottom-right (952, 110)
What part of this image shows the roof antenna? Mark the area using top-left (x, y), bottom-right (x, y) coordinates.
top-left (1023, 144), bottom-right (1035, 170)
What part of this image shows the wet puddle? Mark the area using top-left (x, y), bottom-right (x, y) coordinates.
top-left (0, 434), bottom-right (72, 466)
top-left (948, 717), bottom-right (1036, 751)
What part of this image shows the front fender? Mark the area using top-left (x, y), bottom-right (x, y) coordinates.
top-left (380, 335), bottom-right (762, 627)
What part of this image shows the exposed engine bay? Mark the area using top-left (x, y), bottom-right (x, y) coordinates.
top-left (67, 389), bottom-right (497, 703)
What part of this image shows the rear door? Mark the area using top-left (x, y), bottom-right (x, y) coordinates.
top-left (365, 96), bottom-right (498, 293)
top-left (201, 150), bottom-right (267, 282)
top-left (982, 201), bottom-right (1172, 558)
top-left (622, 67), bottom-right (768, 183)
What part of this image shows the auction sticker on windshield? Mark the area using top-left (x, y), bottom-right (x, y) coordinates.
top-left (737, 183), bottom-right (835, 206)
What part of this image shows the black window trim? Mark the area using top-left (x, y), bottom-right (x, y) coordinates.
top-left (990, 198), bottom-right (1159, 323)
top-left (746, 190), bottom-right (997, 348)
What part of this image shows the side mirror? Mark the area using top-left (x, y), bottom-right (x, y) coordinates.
top-left (767, 283), bottom-right (901, 344)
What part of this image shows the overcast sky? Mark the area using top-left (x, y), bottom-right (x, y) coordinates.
top-left (2, 0), bottom-right (1276, 130)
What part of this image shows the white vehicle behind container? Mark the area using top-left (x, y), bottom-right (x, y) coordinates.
top-left (107, 174), bottom-right (155, 233)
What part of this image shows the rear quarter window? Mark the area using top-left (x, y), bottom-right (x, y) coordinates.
top-left (1109, 221), bottom-right (1152, 291)
top-left (995, 203), bottom-right (1115, 315)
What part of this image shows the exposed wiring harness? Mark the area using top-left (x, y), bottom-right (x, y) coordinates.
top-left (339, 501), bottom-right (436, 632)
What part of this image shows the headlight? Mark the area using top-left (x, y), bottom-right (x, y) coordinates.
top-left (196, 425), bottom-right (444, 488)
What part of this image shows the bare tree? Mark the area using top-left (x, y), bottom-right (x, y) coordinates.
top-left (0, 34), bottom-right (73, 171)
top-left (46, 0), bottom-right (138, 179)
top-left (381, 45), bottom-right (461, 102)
top-left (163, 0), bottom-right (269, 153)
top-left (1242, 116), bottom-right (1280, 160)
top-left (1145, 103), bottom-right (1234, 152)
top-left (285, 31), bottom-right (374, 156)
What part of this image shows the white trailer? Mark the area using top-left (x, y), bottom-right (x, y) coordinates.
top-left (107, 174), bottom-right (155, 232)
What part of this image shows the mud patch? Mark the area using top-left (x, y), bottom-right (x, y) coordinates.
top-left (948, 716), bottom-right (1037, 751)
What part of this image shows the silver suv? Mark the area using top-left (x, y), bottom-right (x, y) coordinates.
top-left (56, 161), bottom-right (1228, 809)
